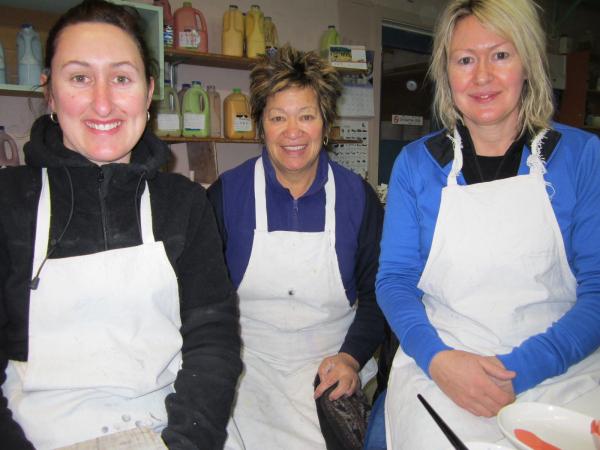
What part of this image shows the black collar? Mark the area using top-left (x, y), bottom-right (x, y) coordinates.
top-left (424, 125), bottom-right (562, 169)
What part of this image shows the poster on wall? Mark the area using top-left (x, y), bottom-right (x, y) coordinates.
top-left (329, 119), bottom-right (369, 178)
top-left (337, 51), bottom-right (375, 118)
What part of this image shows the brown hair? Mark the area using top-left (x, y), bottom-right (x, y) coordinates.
top-left (44, 0), bottom-right (156, 86)
top-left (249, 45), bottom-right (343, 142)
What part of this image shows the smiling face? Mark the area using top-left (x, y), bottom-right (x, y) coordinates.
top-left (263, 86), bottom-right (324, 185)
top-left (448, 15), bottom-right (526, 136)
top-left (45, 22), bottom-right (154, 165)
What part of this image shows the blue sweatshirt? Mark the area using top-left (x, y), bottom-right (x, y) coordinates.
top-left (208, 149), bottom-right (386, 367)
top-left (376, 123), bottom-right (600, 394)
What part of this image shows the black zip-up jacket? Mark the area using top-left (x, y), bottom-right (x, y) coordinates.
top-left (0, 115), bottom-right (242, 449)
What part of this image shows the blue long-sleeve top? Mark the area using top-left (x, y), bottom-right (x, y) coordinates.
top-left (207, 148), bottom-right (386, 367)
top-left (376, 123), bottom-right (600, 394)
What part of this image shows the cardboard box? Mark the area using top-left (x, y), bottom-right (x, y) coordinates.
top-left (327, 45), bottom-right (368, 70)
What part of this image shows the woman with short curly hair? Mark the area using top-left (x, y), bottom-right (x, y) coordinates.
top-left (208, 45), bottom-right (385, 449)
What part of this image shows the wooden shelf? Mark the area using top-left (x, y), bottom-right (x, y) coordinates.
top-left (0, 84), bottom-right (44, 98)
top-left (162, 136), bottom-right (260, 144)
top-left (161, 136), bottom-right (362, 145)
top-left (164, 49), bottom-right (259, 70)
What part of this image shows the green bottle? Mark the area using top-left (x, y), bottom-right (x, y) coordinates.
top-left (182, 80), bottom-right (210, 138)
top-left (320, 25), bottom-right (340, 59)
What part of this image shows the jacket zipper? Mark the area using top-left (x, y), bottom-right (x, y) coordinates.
top-left (292, 198), bottom-right (299, 230)
top-left (97, 168), bottom-right (109, 250)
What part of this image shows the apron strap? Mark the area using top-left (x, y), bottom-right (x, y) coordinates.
top-left (254, 158), bottom-right (268, 232)
top-left (447, 128), bottom-right (463, 186)
top-left (139, 182), bottom-right (155, 243)
top-left (32, 168), bottom-right (51, 275)
top-left (253, 158), bottom-right (337, 235)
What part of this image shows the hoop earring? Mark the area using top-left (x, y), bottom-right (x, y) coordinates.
top-left (147, 111), bottom-right (150, 122)
top-left (323, 135), bottom-right (329, 146)
top-left (49, 112), bottom-right (58, 123)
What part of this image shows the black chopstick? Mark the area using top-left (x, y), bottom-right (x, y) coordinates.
top-left (417, 394), bottom-right (470, 450)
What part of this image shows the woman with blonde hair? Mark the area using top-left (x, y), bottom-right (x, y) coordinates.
top-left (208, 45), bottom-right (385, 449)
top-left (376, 0), bottom-right (600, 447)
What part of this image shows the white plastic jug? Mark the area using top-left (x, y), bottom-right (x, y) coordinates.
top-left (17, 24), bottom-right (42, 86)
top-left (0, 126), bottom-right (20, 167)
top-left (154, 80), bottom-right (181, 137)
top-left (0, 41), bottom-right (6, 84)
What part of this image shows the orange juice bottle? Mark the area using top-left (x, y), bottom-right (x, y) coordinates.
top-left (224, 88), bottom-right (255, 139)
top-left (222, 5), bottom-right (244, 57)
top-left (245, 5), bottom-right (265, 58)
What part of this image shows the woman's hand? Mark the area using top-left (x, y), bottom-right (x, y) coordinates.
top-left (429, 350), bottom-right (516, 417)
top-left (314, 352), bottom-right (361, 401)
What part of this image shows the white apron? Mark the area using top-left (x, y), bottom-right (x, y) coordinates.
top-left (385, 131), bottom-right (600, 449)
top-left (4, 168), bottom-right (182, 450)
top-left (225, 158), bottom-right (376, 450)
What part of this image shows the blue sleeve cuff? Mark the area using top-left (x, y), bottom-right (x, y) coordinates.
top-left (402, 325), bottom-right (453, 377)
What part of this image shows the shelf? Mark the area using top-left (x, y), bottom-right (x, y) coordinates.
top-left (162, 136), bottom-right (260, 144)
top-left (161, 136), bottom-right (362, 145)
top-left (164, 49), bottom-right (259, 70)
top-left (0, 84), bottom-right (44, 98)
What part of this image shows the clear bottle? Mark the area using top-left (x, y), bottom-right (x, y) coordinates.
top-left (154, 80), bottom-right (181, 137)
top-left (0, 125), bottom-right (20, 167)
top-left (224, 88), bottom-right (254, 139)
top-left (182, 81), bottom-right (210, 138)
top-left (222, 5), bottom-right (244, 57)
top-left (206, 85), bottom-right (221, 137)
top-left (245, 5), bottom-right (265, 58)
top-left (17, 24), bottom-right (42, 86)
top-left (178, 83), bottom-right (191, 107)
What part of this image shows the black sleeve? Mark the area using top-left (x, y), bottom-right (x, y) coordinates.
top-left (339, 180), bottom-right (386, 368)
top-left (0, 210), bottom-right (35, 449)
top-left (206, 178), bottom-right (227, 248)
top-left (162, 185), bottom-right (242, 450)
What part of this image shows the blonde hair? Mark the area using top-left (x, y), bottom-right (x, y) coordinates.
top-left (249, 45), bottom-right (343, 141)
top-left (429, 0), bottom-right (553, 136)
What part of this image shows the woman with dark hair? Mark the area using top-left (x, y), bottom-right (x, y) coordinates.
top-left (208, 45), bottom-right (385, 450)
top-left (0, 1), bottom-right (241, 449)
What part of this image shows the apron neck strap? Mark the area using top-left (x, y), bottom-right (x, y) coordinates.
top-left (33, 168), bottom-right (52, 274)
top-left (33, 168), bottom-right (155, 271)
top-left (139, 181), bottom-right (154, 243)
top-left (447, 128), bottom-right (463, 186)
top-left (447, 127), bottom-right (550, 185)
top-left (253, 158), bottom-right (336, 233)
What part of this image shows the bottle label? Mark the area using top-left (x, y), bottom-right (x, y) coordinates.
top-left (184, 113), bottom-right (206, 130)
top-left (157, 114), bottom-right (180, 130)
top-left (180, 30), bottom-right (201, 49)
top-left (233, 115), bottom-right (252, 132)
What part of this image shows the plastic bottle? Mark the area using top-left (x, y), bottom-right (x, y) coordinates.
top-left (224, 88), bottom-right (255, 139)
top-left (222, 5), bottom-right (244, 57)
top-left (17, 24), bottom-right (42, 86)
top-left (245, 5), bottom-right (265, 58)
top-left (207, 85), bottom-right (221, 137)
top-left (319, 25), bottom-right (340, 59)
top-left (0, 126), bottom-right (20, 167)
top-left (178, 83), bottom-right (191, 107)
top-left (0, 40), bottom-right (6, 84)
top-left (174, 2), bottom-right (208, 52)
top-left (263, 16), bottom-right (278, 51)
top-left (154, 0), bottom-right (174, 48)
top-left (154, 80), bottom-right (181, 137)
top-left (154, 0), bottom-right (173, 27)
top-left (182, 81), bottom-right (210, 137)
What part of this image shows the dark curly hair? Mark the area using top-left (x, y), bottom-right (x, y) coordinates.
top-left (249, 45), bottom-right (343, 143)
